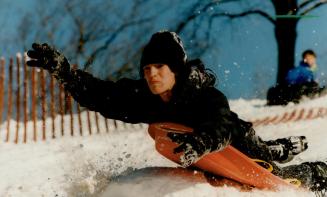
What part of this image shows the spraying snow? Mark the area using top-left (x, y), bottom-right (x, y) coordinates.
top-left (1, 95), bottom-right (327, 196)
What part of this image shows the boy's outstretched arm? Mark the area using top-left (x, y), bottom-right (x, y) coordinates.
top-left (27, 43), bottom-right (142, 122)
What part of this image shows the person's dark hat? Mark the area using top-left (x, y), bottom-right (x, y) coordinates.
top-left (140, 31), bottom-right (187, 77)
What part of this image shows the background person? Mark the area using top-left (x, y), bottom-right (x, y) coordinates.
top-left (286, 49), bottom-right (318, 85)
top-left (267, 49), bottom-right (325, 105)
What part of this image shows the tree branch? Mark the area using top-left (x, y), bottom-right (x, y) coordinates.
top-left (298, 0), bottom-right (316, 10)
top-left (300, 0), bottom-right (327, 16)
top-left (211, 10), bottom-right (276, 25)
top-left (176, 0), bottom-right (241, 33)
top-left (83, 17), bottom-right (152, 70)
top-left (64, 3), bottom-right (86, 54)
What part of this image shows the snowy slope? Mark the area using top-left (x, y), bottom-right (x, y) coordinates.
top-left (1, 95), bottom-right (327, 197)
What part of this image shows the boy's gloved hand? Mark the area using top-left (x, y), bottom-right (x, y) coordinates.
top-left (285, 136), bottom-right (308, 155)
top-left (27, 43), bottom-right (71, 79)
top-left (167, 132), bottom-right (212, 167)
top-left (268, 135), bottom-right (308, 163)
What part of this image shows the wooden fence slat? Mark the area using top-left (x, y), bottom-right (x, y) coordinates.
top-left (23, 54), bottom-right (28, 143)
top-left (114, 120), bottom-right (118, 130)
top-left (87, 109), bottom-right (92, 135)
top-left (50, 76), bottom-right (55, 139)
top-left (6, 58), bottom-right (13, 142)
top-left (65, 93), bottom-right (74, 136)
top-left (104, 116), bottom-right (109, 133)
top-left (59, 85), bottom-right (65, 136)
top-left (0, 58), bottom-right (5, 127)
top-left (77, 103), bottom-right (83, 136)
top-left (40, 69), bottom-right (46, 140)
top-left (15, 55), bottom-right (21, 143)
top-left (95, 112), bottom-right (100, 133)
top-left (31, 68), bottom-right (37, 141)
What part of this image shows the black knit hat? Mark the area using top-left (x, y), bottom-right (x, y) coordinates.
top-left (140, 31), bottom-right (187, 77)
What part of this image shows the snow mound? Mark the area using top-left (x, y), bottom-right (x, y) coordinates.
top-left (100, 167), bottom-right (314, 197)
top-left (1, 95), bottom-right (327, 196)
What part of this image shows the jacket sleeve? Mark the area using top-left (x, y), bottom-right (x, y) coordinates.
top-left (59, 69), bottom-right (145, 122)
top-left (193, 88), bottom-right (251, 152)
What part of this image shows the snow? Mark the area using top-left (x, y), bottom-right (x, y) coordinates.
top-left (1, 95), bottom-right (327, 196)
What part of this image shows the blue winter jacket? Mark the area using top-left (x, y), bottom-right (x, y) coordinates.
top-left (286, 61), bottom-right (315, 85)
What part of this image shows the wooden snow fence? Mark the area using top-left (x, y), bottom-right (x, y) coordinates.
top-left (0, 54), bottom-right (146, 143)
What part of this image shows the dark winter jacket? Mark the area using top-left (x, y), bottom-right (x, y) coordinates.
top-left (286, 61), bottom-right (315, 85)
top-left (61, 63), bottom-right (252, 148)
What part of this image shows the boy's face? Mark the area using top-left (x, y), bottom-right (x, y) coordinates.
top-left (143, 63), bottom-right (176, 96)
top-left (303, 54), bottom-right (316, 68)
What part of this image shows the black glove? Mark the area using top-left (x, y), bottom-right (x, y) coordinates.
top-left (167, 132), bottom-right (213, 167)
top-left (283, 136), bottom-right (308, 156)
top-left (27, 43), bottom-right (71, 81)
top-left (267, 136), bottom-right (308, 163)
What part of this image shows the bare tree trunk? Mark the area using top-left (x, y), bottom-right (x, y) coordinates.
top-left (272, 0), bottom-right (299, 85)
top-left (275, 19), bottom-right (298, 84)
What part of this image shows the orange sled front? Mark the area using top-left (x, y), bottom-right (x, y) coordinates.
top-left (148, 122), bottom-right (298, 191)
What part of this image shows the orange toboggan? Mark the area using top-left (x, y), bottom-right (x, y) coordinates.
top-left (148, 122), bottom-right (300, 191)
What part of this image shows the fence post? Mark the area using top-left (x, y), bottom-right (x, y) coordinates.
top-left (65, 92), bottom-right (74, 136)
top-left (6, 58), bottom-right (13, 142)
top-left (87, 109), bottom-right (92, 135)
top-left (50, 76), bottom-right (55, 139)
top-left (15, 55), bottom-right (21, 143)
top-left (72, 65), bottom-right (83, 136)
top-left (31, 68), bottom-right (37, 141)
top-left (59, 84), bottom-right (65, 136)
top-left (104, 116), bottom-right (109, 133)
top-left (95, 112), bottom-right (100, 133)
top-left (0, 58), bottom-right (5, 128)
top-left (40, 69), bottom-right (46, 140)
top-left (23, 54), bottom-right (28, 143)
top-left (77, 103), bottom-right (83, 136)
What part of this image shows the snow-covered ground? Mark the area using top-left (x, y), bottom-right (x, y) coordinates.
top-left (1, 95), bottom-right (327, 197)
